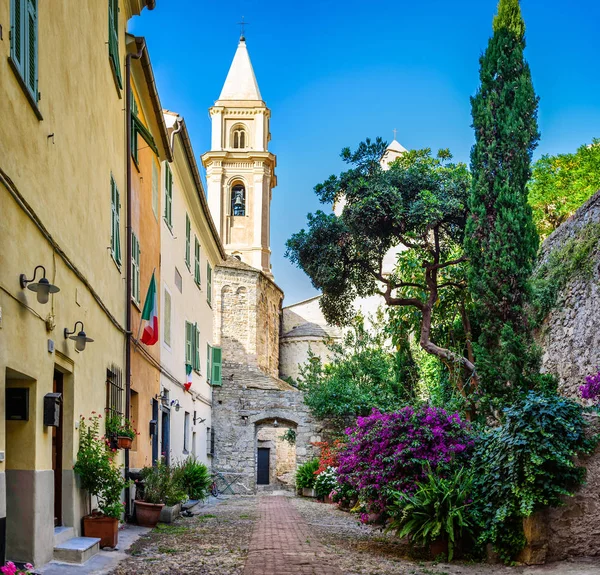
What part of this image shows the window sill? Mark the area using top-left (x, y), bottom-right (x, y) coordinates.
top-left (110, 252), bottom-right (122, 273)
top-left (131, 298), bottom-right (141, 311)
top-left (195, 281), bottom-right (202, 291)
top-left (163, 219), bottom-right (174, 235)
top-left (8, 57), bottom-right (43, 121)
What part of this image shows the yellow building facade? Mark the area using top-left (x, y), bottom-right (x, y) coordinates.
top-left (0, 0), bottom-right (156, 567)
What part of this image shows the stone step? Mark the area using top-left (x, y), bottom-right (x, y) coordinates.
top-left (53, 526), bottom-right (75, 547)
top-left (53, 537), bottom-right (100, 564)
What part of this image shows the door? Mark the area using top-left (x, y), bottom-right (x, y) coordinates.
top-left (151, 399), bottom-right (159, 465)
top-left (52, 371), bottom-right (64, 526)
top-left (257, 448), bottom-right (270, 485)
top-left (161, 407), bottom-right (170, 465)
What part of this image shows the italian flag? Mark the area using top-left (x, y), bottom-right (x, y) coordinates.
top-left (184, 364), bottom-right (193, 391)
top-left (140, 272), bottom-right (158, 345)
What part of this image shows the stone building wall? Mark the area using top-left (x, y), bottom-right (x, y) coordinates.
top-left (535, 190), bottom-right (600, 560)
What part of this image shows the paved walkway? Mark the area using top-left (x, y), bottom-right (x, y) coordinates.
top-left (243, 496), bottom-right (343, 575)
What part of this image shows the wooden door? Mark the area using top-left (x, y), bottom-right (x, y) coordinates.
top-left (257, 448), bottom-right (270, 485)
top-left (52, 371), bottom-right (64, 526)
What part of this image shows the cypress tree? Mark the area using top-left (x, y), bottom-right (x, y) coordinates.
top-left (465, 0), bottom-right (541, 410)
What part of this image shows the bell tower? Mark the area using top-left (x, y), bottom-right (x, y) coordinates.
top-left (201, 36), bottom-right (277, 277)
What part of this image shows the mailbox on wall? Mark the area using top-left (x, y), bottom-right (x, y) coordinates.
top-left (6, 388), bottom-right (29, 421)
top-left (43, 392), bottom-right (62, 427)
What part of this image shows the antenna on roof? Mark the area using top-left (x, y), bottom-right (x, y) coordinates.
top-left (393, 128), bottom-right (398, 140)
top-left (237, 16), bottom-right (249, 41)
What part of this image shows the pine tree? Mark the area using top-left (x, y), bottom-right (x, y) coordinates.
top-left (465, 0), bottom-right (541, 410)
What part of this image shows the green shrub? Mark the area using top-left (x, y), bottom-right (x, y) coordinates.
top-left (177, 457), bottom-right (211, 500)
top-left (386, 465), bottom-right (474, 561)
top-left (139, 460), bottom-right (187, 506)
top-left (473, 391), bottom-right (597, 563)
top-left (295, 458), bottom-right (319, 490)
top-left (314, 467), bottom-right (338, 498)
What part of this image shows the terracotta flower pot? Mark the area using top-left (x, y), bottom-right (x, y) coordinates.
top-left (83, 514), bottom-right (118, 548)
top-left (117, 436), bottom-right (133, 449)
top-left (135, 500), bottom-right (165, 527)
top-left (430, 538), bottom-right (449, 559)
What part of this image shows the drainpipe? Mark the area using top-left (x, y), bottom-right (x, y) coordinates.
top-left (170, 116), bottom-right (183, 152)
top-left (125, 36), bottom-right (145, 521)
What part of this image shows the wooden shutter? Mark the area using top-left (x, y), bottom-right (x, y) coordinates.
top-left (111, 176), bottom-right (121, 266)
top-left (11, 0), bottom-right (23, 69)
top-left (194, 324), bottom-right (201, 371)
top-left (25, 0), bottom-right (37, 97)
top-left (185, 321), bottom-right (192, 365)
top-left (206, 343), bottom-right (211, 383)
top-left (163, 289), bottom-right (171, 347)
top-left (206, 263), bottom-right (212, 306)
top-left (194, 237), bottom-right (201, 285)
top-left (211, 347), bottom-right (222, 386)
top-left (185, 214), bottom-right (191, 269)
top-left (164, 164), bottom-right (172, 228)
top-left (131, 232), bottom-right (140, 303)
top-left (108, 0), bottom-right (122, 88)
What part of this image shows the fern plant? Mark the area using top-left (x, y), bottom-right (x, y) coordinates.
top-left (295, 458), bottom-right (319, 490)
top-left (386, 465), bottom-right (474, 561)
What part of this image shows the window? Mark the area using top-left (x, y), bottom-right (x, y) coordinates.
top-left (110, 175), bottom-right (121, 266)
top-left (232, 127), bottom-right (246, 149)
top-left (131, 97), bottom-right (139, 163)
top-left (163, 288), bottom-right (171, 347)
top-left (183, 412), bottom-right (190, 453)
top-left (152, 161), bottom-right (158, 220)
top-left (106, 365), bottom-right (124, 421)
top-left (194, 237), bottom-right (201, 286)
top-left (164, 163), bottom-right (173, 229)
top-left (108, 0), bottom-right (122, 88)
top-left (207, 427), bottom-right (215, 456)
top-left (185, 213), bottom-right (191, 270)
top-left (131, 231), bottom-right (140, 304)
top-left (231, 184), bottom-right (246, 216)
top-left (206, 263), bottom-right (212, 307)
top-left (10, 0), bottom-right (38, 102)
top-left (206, 343), bottom-right (211, 384)
top-left (185, 322), bottom-right (201, 372)
top-left (174, 267), bottom-right (182, 293)
top-left (206, 345), bottom-right (222, 387)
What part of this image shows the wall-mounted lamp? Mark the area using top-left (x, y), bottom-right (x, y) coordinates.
top-left (155, 390), bottom-right (169, 407)
top-left (170, 399), bottom-right (181, 412)
top-left (194, 414), bottom-right (206, 425)
top-left (20, 265), bottom-right (60, 304)
top-left (273, 419), bottom-right (279, 428)
top-left (64, 321), bottom-right (93, 352)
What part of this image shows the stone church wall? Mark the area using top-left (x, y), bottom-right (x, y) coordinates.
top-left (535, 190), bottom-right (600, 560)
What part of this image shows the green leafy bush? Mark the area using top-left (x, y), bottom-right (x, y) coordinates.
top-left (473, 391), bottom-right (597, 562)
top-left (386, 465), bottom-right (474, 561)
top-left (176, 457), bottom-right (211, 500)
top-left (139, 460), bottom-right (187, 506)
top-left (314, 467), bottom-right (338, 498)
top-left (295, 458), bottom-right (319, 490)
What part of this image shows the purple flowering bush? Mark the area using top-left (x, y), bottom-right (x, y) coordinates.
top-left (337, 406), bottom-right (473, 513)
top-left (580, 370), bottom-right (600, 404)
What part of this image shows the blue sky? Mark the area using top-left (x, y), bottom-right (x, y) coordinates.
top-left (130, 0), bottom-right (600, 305)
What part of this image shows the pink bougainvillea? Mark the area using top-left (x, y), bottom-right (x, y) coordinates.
top-left (337, 406), bottom-right (473, 513)
top-left (580, 370), bottom-right (600, 403)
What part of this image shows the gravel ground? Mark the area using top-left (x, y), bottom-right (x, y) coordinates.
top-left (110, 496), bottom-right (257, 575)
top-left (109, 495), bottom-right (600, 575)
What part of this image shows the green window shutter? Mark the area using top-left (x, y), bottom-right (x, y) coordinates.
top-left (111, 176), bottom-right (121, 266)
top-left (185, 321), bottom-right (192, 365)
top-left (185, 214), bottom-right (191, 269)
top-left (25, 0), bottom-right (37, 98)
top-left (108, 0), bottom-right (122, 88)
top-left (11, 0), bottom-right (23, 71)
top-left (211, 346), bottom-right (222, 386)
top-left (131, 232), bottom-right (140, 303)
top-left (164, 164), bottom-right (172, 228)
top-left (152, 161), bottom-right (158, 219)
top-left (194, 237), bottom-right (201, 285)
top-left (163, 289), bottom-right (171, 347)
top-left (206, 263), bottom-right (212, 306)
top-left (206, 343), bottom-right (211, 384)
top-left (194, 324), bottom-right (201, 372)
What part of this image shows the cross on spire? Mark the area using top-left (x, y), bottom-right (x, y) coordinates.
top-left (393, 128), bottom-right (397, 140)
top-left (237, 16), bottom-right (249, 40)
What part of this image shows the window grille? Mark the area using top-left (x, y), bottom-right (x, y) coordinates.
top-left (106, 365), bottom-right (124, 419)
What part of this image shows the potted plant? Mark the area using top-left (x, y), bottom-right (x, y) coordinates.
top-left (105, 412), bottom-right (137, 450)
top-left (135, 459), bottom-right (186, 527)
top-left (74, 413), bottom-right (129, 548)
top-left (295, 458), bottom-right (319, 497)
top-left (1, 561), bottom-right (34, 575)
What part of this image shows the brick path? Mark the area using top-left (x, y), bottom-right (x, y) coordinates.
top-left (243, 496), bottom-right (343, 575)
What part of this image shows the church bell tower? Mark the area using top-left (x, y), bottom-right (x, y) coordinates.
top-left (201, 36), bottom-right (277, 277)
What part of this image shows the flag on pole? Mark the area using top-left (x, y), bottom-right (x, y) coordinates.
top-left (184, 364), bottom-right (193, 391)
top-left (140, 272), bottom-right (158, 345)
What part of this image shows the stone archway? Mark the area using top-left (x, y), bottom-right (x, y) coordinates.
top-left (255, 417), bottom-right (297, 491)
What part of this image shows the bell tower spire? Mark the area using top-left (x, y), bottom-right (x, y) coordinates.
top-left (201, 37), bottom-right (277, 277)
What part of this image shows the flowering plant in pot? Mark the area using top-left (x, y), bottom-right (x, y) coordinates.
top-left (135, 459), bottom-right (186, 527)
top-left (74, 413), bottom-right (129, 548)
top-left (105, 412), bottom-right (137, 450)
top-left (1, 562), bottom-right (34, 575)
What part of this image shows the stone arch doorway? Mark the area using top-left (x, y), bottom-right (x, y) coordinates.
top-left (254, 417), bottom-right (298, 491)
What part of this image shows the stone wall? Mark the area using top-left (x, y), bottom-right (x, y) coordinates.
top-left (535, 190), bottom-right (600, 560)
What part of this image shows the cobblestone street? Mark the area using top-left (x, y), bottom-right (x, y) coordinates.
top-left (109, 495), bottom-right (600, 575)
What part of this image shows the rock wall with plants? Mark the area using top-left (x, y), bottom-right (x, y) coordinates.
top-left (535, 189), bottom-right (600, 560)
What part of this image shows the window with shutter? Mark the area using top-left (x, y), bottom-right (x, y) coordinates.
top-left (152, 161), bottom-right (158, 220)
top-left (194, 237), bottom-right (201, 286)
top-left (194, 324), bottom-right (201, 372)
top-left (163, 288), bottom-right (172, 347)
top-left (131, 232), bottom-right (140, 304)
top-left (10, 0), bottom-right (38, 102)
top-left (108, 0), bottom-right (122, 89)
top-left (185, 214), bottom-right (191, 270)
top-left (206, 263), bottom-right (212, 307)
top-left (111, 176), bottom-right (121, 266)
top-left (164, 163), bottom-right (173, 229)
top-left (211, 346), bottom-right (222, 386)
top-left (206, 343), bottom-right (212, 383)
top-left (131, 97), bottom-right (139, 163)
top-left (185, 321), bottom-right (192, 365)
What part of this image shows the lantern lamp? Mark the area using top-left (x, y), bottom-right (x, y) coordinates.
top-left (64, 321), bottom-right (94, 352)
top-left (20, 265), bottom-right (60, 304)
